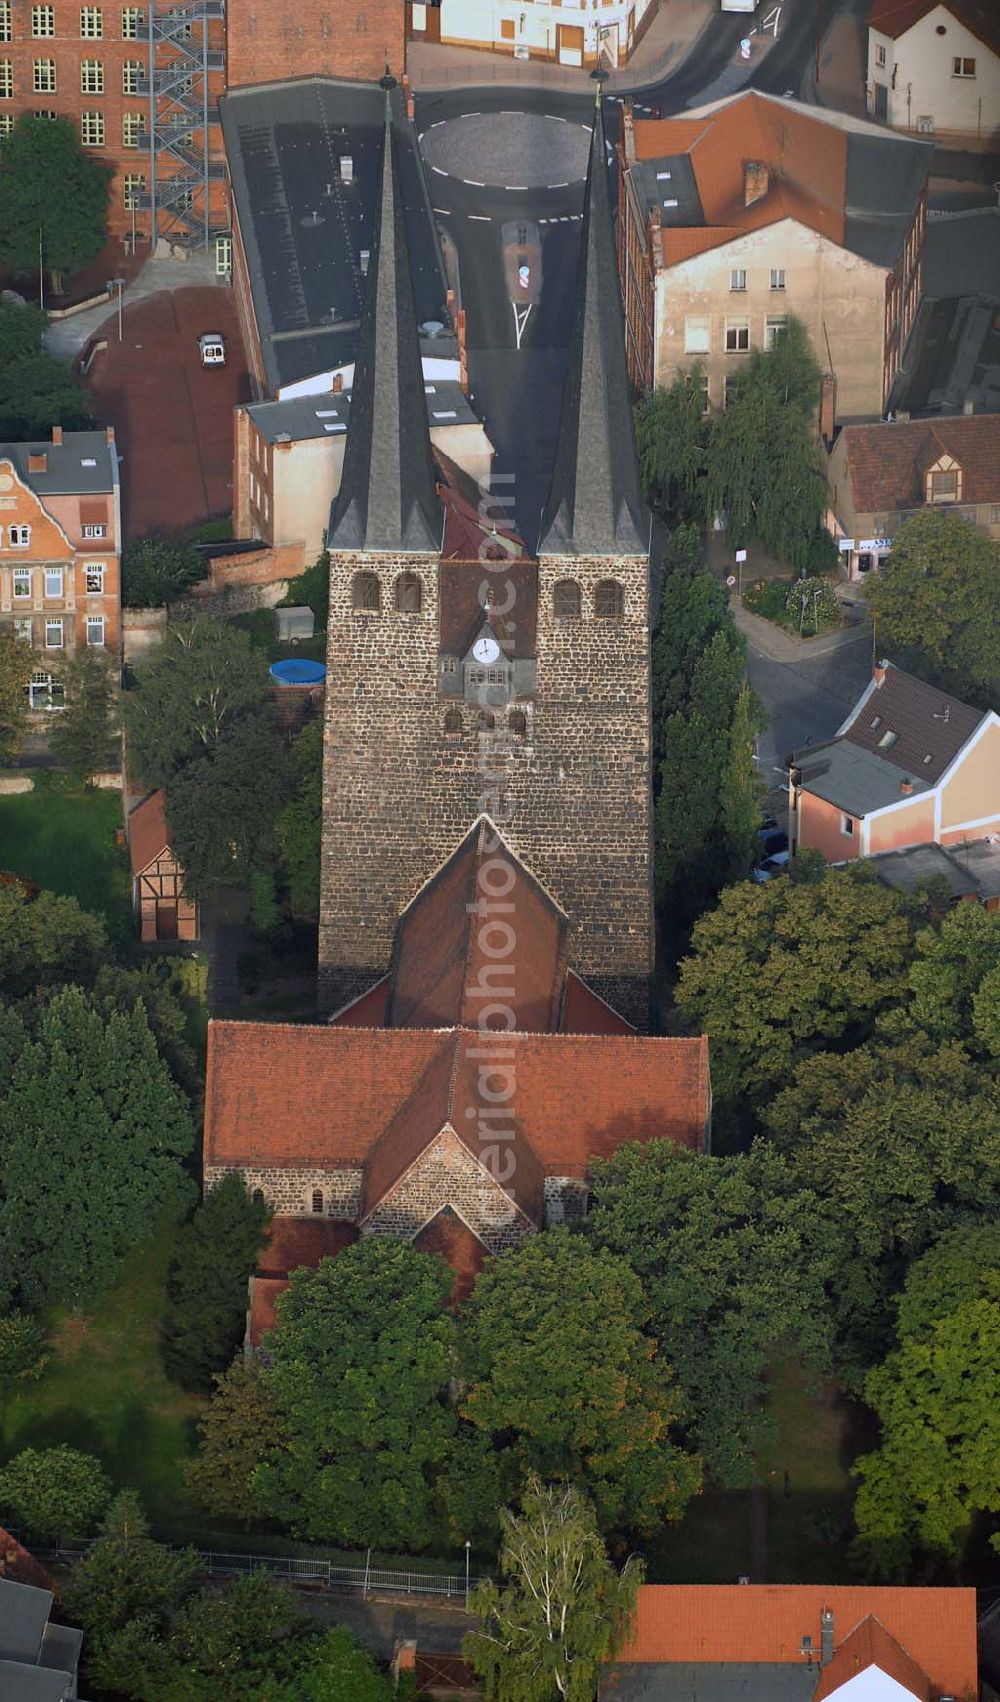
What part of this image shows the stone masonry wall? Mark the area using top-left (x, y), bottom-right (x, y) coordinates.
top-left (543, 1176), bottom-right (589, 1225)
top-left (205, 1165), bottom-right (364, 1218)
top-left (360, 1129), bottom-right (530, 1254)
top-left (318, 551), bottom-right (653, 1028)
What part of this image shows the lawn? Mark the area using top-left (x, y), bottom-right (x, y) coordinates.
top-left (0, 774), bottom-right (132, 947)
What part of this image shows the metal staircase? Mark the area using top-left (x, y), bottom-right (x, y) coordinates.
top-left (136, 0), bottom-right (227, 249)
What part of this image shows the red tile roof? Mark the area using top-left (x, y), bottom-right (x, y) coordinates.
top-left (435, 448), bottom-right (525, 567)
top-left (839, 415), bottom-right (1000, 514)
top-left (841, 661), bottom-right (986, 783)
top-left (867, 0), bottom-right (1000, 49)
top-left (814, 1615), bottom-right (929, 1701)
top-left (256, 1215), bottom-right (358, 1277)
top-left (248, 1276), bottom-right (287, 1347)
top-left (633, 117), bottom-right (711, 159)
top-left (659, 226), bottom-right (743, 265)
top-left (0, 1527), bottom-right (58, 1594)
top-left (127, 789), bottom-right (171, 877)
top-left (562, 971), bottom-right (635, 1036)
top-left (413, 1206), bottom-right (488, 1303)
top-left (617, 1586), bottom-right (977, 1699)
top-left (330, 976), bottom-right (390, 1027)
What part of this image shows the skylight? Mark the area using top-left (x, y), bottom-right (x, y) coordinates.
top-left (878, 730), bottom-right (898, 749)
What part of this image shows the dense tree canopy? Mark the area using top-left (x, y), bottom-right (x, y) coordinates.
top-left (634, 374), bottom-right (706, 522)
top-left (0, 1445), bottom-right (109, 1543)
top-left (121, 536), bottom-right (207, 609)
top-left (0, 115), bottom-right (111, 284)
top-left (162, 1174), bottom-right (270, 1392)
top-left (48, 650), bottom-right (117, 780)
top-left (0, 882), bottom-right (107, 998)
top-left (0, 299), bottom-right (91, 439)
top-left (165, 711), bottom-right (292, 896)
top-left (65, 1490), bottom-right (199, 1639)
top-left (867, 510), bottom-right (1000, 709)
top-left (256, 1240), bottom-right (458, 1549)
top-left (122, 619), bottom-right (272, 789)
top-left (585, 1142), bottom-right (836, 1484)
top-left (0, 629), bottom-right (33, 763)
top-left (459, 1230), bottom-right (701, 1535)
top-left (276, 717), bottom-right (324, 919)
top-left (185, 1357), bottom-right (287, 1526)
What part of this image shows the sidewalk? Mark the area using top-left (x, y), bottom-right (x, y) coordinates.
top-left (44, 248), bottom-right (224, 361)
top-left (806, 0), bottom-right (869, 117)
top-left (733, 597), bottom-right (870, 664)
top-left (407, 0), bottom-right (715, 93)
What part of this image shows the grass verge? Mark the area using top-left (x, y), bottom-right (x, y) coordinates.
top-left (0, 773), bottom-right (131, 947)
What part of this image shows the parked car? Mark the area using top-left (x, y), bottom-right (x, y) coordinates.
top-left (762, 830), bottom-right (788, 857)
top-left (198, 332), bottom-right (226, 367)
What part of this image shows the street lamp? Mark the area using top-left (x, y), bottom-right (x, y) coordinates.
top-left (106, 276), bottom-right (126, 342)
top-left (465, 1539), bottom-right (472, 1609)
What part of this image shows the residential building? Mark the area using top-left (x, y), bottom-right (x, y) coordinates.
top-left (602, 1584), bottom-right (978, 1701)
top-left (615, 90), bottom-right (930, 419)
top-left (789, 660), bottom-right (1000, 865)
top-left (203, 818), bottom-right (710, 1331)
top-left (0, 1573), bottom-right (90, 1700)
top-left (867, 0), bottom-right (1000, 143)
top-left (0, 0), bottom-right (227, 250)
top-left (415, 0), bottom-right (656, 68)
top-left (0, 427), bottom-right (121, 709)
top-left (127, 788), bottom-right (199, 942)
top-left (825, 412), bottom-right (1000, 578)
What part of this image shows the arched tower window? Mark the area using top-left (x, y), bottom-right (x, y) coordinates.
top-left (395, 571), bottom-right (423, 613)
top-left (509, 709), bottom-right (527, 739)
top-left (553, 579), bottom-right (581, 619)
top-left (594, 579), bottom-right (624, 619)
top-left (252, 1188), bottom-right (265, 1205)
top-left (443, 707), bottom-right (462, 738)
top-left (351, 571), bottom-right (380, 611)
top-left (478, 709), bottom-right (495, 731)
top-left (311, 1187), bottom-right (324, 1214)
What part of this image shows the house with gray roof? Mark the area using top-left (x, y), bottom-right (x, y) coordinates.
top-left (0, 1576), bottom-right (88, 1701)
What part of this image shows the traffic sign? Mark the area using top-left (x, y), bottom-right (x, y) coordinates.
top-left (726, 575), bottom-right (737, 586)
top-left (740, 37), bottom-right (751, 58)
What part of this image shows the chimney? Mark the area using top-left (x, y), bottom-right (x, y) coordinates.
top-left (51, 424), bottom-right (63, 446)
top-left (962, 396), bottom-right (975, 416)
top-left (332, 372), bottom-right (343, 393)
top-left (820, 1608), bottom-right (834, 1667)
top-left (105, 424), bottom-right (115, 445)
top-left (27, 451), bottom-right (47, 473)
top-left (391, 1641), bottom-right (417, 1682)
top-left (900, 777), bottom-right (913, 794)
top-left (819, 373), bottom-right (837, 444)
top-left (744, 160), bottom-right (769, 206)
top-left (874, 657), bottom-right (890, 686)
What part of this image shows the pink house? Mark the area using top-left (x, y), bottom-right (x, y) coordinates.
top-left (790, 662), bottom-right (1000, 883)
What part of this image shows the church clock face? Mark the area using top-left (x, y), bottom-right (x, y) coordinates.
top-left (472, 636), bottom-right (500, 665)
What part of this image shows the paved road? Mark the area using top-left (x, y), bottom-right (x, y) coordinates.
top-left (747, 627), bottom-right (873, 796)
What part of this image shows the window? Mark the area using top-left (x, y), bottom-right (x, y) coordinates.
top-left (13, 568), bottom-right (31, 598)
top-left (725, 320), bottom-right (750, 352)
top-left (123, 171), bottom-right (144, 208)
top-left (122, 57), bottom-right (142, 92)
top-left (684, 314), bottom-right (710, 354)
top-left (394, 571), bottom-right (422, 613)
top-left (33, 57), bottom-right (56, 90)
top-left (82, 522), bottom-right (106, 538)
top-left (990, 505), bottom-right (1000, 525)
top-left (80, 6), bottom-right (103, 36)
top-left (31, 4), bottom-right (55, 34)
top-left (9, 525), bottom-right (29, 548)
top-left (874, 41), bottom-right (886, 66)
top-left (929, 468), bottom-right (958, 502)
top-left (44, 618), bottom-right (63, 648)
top-left (84, 563), bottom-right (104, 593)
top-left (764, 315), bottom-right (788, 350)
top-left (80, 58), bottom-right (104, 92)
top-left (553, 578), bottom-right (581, 619)
top-left (13, 618), bottom-right (32, 642)
top-left (0, 60), bottom-right (12, 98)
top-left (44, 566), bottom-right (63, 596)
top-left (215, 234), bottom-right (232, 275)
top-left (311, 1188), bottom-right (323, 1214)
top-left (478, 709), bottom-right (495, 730)
top-left (86, 614), bottom-right (104, 646)
top-left (441, 656), bottom-right (457, 675)
top-left (28, 668), bottom-right (63, 708)
top-left (351, 571), bottom-right (380, 612)
top-left (500, 17), bottom-right (515, 38)
top-left (724, 375), bottom-right (739, 408)
top-left (443, 707), bottom-right (462, 738)
top-left (0, 5), bottom-right (10, 42)
top-left (689, 371), bottom-right (710, 413)
top-left (730, 268), bottom-right (747, 292)
top-left (594, 579), bottom-right (624, 619)
top-left (34, 108), bottom-right (56, 118)
top-left (840, 813), bottom-right (854, 837)
top-left (952, 55), bottom-right (975, 76)
top-left (121, 110), bottom-right (143, 147)
top-left (509, 708), bottom-right (527, 739)
top-left (0, 113), bottom-right (12, 136)
top-left (121, 4), bottom-right (141, 35)
top-left (81, 110), bottom-right (105, 145)
top-left (769, 267), bottom-right (786, 290)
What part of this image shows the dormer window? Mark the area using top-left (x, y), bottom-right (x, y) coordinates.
top-left (926, 457), bottom-right (962, 504)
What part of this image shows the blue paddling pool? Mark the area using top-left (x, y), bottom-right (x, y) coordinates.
top-left (270, 659), bottom-right (326, 686)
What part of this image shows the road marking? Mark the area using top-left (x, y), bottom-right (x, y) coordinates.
top-left (431, 165), bottom-right (448, 175)
top-left (547, 181), bottom-right (569, 189)
top-left (512, 301), bottom-right (533, 350)
top-left (429, 120), bottom-right (445, 128)
top-left (463, 178), bottom-right (486, 186)
top-left (552, 115), bottom-right (569, 122)
top-left (433, 207), bottom-right (452, 215)
top-left (505, 184), bottom-right (529, 191)
top-left (468, 213), bottom-right (491, 221)
top-left (465, 111), bottom-right (481, 117)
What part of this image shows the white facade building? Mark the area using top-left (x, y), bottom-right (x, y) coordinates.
top-left (867, 0), bottom-right (1000, 141)
top-left (436, 0), bottom-right (654, 66)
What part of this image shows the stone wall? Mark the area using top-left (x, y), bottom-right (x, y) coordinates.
top-left (360, 1129), bottom-right (529, 1254)
top-left (318, 550), bottom-right (653, 1029)
top-left (122, 607), bottom-right (167, 663)
top-left (543, 1176), bottom-right (589, 1225)
top-left (205, 1164), bottom-right (364, 1218)
top-left (169, 579), bottom-right (288, 622)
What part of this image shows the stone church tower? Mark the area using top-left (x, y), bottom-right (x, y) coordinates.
top-left (318, 85), bottom-right (655, 1027)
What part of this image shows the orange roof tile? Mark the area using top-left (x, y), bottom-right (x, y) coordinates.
top-left (256, 1215), bottom-right (358, 1277)
top-left (633, 117), bottom-right (711, 159)
top-left (868, 0), bottom-right (999, 48)
top-left (330, 976), bottom-right (390, 1027)
top-left (0, 1527), bottom-right (58, 1594)
top-left (815, 1615), bottom-right (929, 1701)
top-left (840, 414), bottom-right (1000, 514)
top-left (618, 1586), bottom-right (977, 1699)
top-left (562, 971), bottom-right (634, 1036)
top-left (127, 789), bottom-right (171, 877)
top-left (413, 1206), bottom-right (488, 1303)
top-left (660, 226), bottom-right (743, 265)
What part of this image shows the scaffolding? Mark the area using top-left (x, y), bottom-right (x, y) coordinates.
top-left (139, 0), bottom-right (226, 249)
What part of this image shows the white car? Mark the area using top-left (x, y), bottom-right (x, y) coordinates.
top-left (199, 332), bottom-right (226, 367)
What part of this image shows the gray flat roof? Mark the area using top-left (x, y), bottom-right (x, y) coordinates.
top-left (221, 77), bottom-right (450, 394)
top-left (794, 739), bottom-right (933, 815)
top-left (867, 841), bottom-right (980, 899)
top-left (247, 378), bottom-right (480, 444)
top-left (843, 132), bottom-right (931, 268)
top-left (949, 836), bottom-right (1000, 898)
top-left (0, 434), bottom-right (116, 495)
top-left (601, 1663), bottom-right (818, 1700)
top-left (630, 153), bottom-right (703, 228)
top-left (0, 1579), bottom-right (51, 1666)
top-left (0, 1662), bottom-right (73, 1700)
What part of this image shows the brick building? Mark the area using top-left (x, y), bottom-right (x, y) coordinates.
top-left (0, 426), bottom-right (121, 706)
top-left (318, 87), bottom-right (655, 1029)
top-left (127, 787), bottom-right (200, 942)
top-left (224, 0), bottom-right (404, 90)
top-left (615, 91), bottom-right (930, 420)
top-left (203, 819), bottom-right (710, 1329)
top-left (0, 0), bottom-right (226, 249)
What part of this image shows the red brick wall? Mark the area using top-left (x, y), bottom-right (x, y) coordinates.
top-left (225, 0), bottom-right (405, 89)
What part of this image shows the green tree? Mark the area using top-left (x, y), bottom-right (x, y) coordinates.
top-left (0, 349), bottom-right (92, 439)
top-left (249, 1625), bottom-right (395, 1702)
top-left (277, 717), bottom-right (323, 919)
top-left (585, 1142), bottom-right (835, 1484)
top-left (465, 1476), bottom-right (641, 1702)
top-left (122, 536), bottom-right (206, 609)
top-left (903, 902), bottom-right (1000, 1048)
top-left (0, 297), bottom-right (47, 364)
top-left (0, 115), bottom-right (111, 287)
top-left (0, 1445), bottom-right (109, 1542)
top-left (974, 964), bottom-right (1000, 1060)
top-left (166, 1572), bottom-right (301, 1697)
top-left (279, 550), bottom-right (330, 629)
top-left (0, 628), bottom-right (33, 763)
top-left (93, 961), bottom-right (199, 1097)
top-left (165, 712), bottom-right (292, 895)
top-left (256, 1240), bottom-right (458, 1550)
top-left (854, 1294), bottom-right (1000, 1573)
top-left (122, 619), bottom-right (271, 789)
top-left (0, 1312), bottom-right (48, 1425)
top-left (460, 1230), bottom-right (701, 1535)
top-left (0, 988), bottom-right (194, 1307)
top-left (65, 1489), bottom-right (199, 1636)
top-left (162, 1175), bottom-right (270, 1392)
top-left (867, 510), bottom-right (1000, 708)
top-left (675, 866), bottom-right (918, 1106)
top-left (720, 680), bottom-right (764, 882)
top-left (0, 883), bottom-right (106, 998)
top-left (894, 1221), bottom-right (1000, 1343)
top-left (785, 575), bottom-right (840, 636)
top-left (185, 1357), bottom-right (287, 1526)
top-left (634, 374), bottom-right (707, 521)
top-left (48, 648), bottom-right (117, 781)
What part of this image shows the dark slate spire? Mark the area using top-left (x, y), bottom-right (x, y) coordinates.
top-left (329, 85), bottom-right (442, 555)
top-left (537, 84), bottom-right (648, 557)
